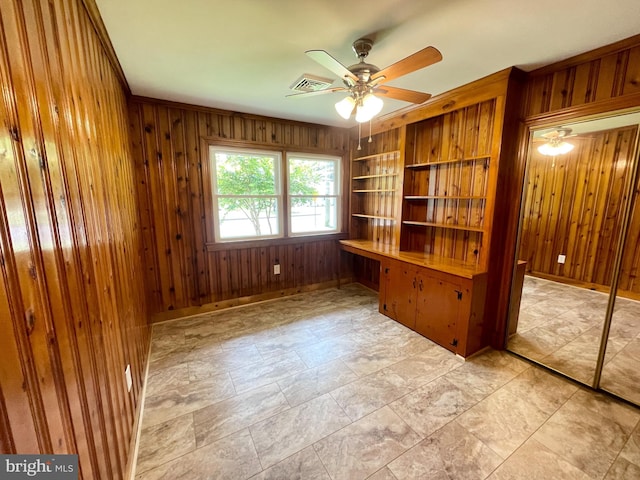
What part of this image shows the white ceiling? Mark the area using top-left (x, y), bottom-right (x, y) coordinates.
top-left (96, 0), bottom-right (640, 127)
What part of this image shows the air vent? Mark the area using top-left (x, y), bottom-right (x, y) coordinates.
top-left (290, 74), bottom-right (334, 92)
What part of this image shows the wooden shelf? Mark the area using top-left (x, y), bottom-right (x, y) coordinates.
top-left (402, 220), bottom-right (484, 233)
top-left (406, 155), bottom-right (490, 169)
top-left (352, 173), bottom-right (397, 180)
top-left (352, 213), bottom-right (396, 221)
top-left (353, 189), bottom-right (396, 193)
top-left (353, 150), bottom-right (401, 162)
top-left (404, 195), bottom-right (486, 200)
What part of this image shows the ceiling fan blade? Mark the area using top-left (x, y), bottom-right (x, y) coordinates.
top-left (286, 87), bottom-right (348, 98)
top-left (371, 46), bottom-right (442, 83)
top-left (375, 85), bottom-right (431, 104)
top-left (306, 50), bottom-right (358, 83)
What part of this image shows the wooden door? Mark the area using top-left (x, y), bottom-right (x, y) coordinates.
top-left (415, 273), bottom-right (461, 352)
top-left (380, 260), bottom-right (417, 328)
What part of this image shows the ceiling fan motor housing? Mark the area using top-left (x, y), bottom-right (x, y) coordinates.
top-left (352, 38), bottom-right (374, 59)
top-left (347, 38), bottom-right (380, 85)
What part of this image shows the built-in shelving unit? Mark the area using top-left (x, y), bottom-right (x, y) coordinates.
top-left (350, 147), bottom-right (403, 245)
top-left (399, 100), bottom-right (496, 268)
top-left (341, 81), bottom-right (516, 356)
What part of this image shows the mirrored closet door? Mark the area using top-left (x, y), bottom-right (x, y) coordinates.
top-left (600, 165), bottom-right (640, 405)
top-left (507, 110), bottom-right (640, 405)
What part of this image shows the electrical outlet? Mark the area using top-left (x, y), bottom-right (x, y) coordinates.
top-left (558, 254), bottom-right (566, 264)
top-left (273, 264), bottom-right (280, 275)
top-left (125, 364), bottom-right (132, 392)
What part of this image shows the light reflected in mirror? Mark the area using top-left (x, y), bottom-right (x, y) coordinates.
top-left (507, 110), bottom-right (640, 396)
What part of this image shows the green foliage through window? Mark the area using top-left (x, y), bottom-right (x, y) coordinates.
top-left (211, 147), bottom-right (340, 240)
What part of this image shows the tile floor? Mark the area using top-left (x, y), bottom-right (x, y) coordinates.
top-left (508, 276), bottom-right (640, 404)
top-left (134, 283), bottom-right (640, 480)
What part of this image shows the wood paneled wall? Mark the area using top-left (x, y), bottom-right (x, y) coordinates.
top-left (519, 126), bottom-right (638, 290)
top-left (128, 98), bottom-right (350, 315)
top-left (0, 1), bottom-right (149, 479)
top-left (525, 35), bottom-right (640, 118)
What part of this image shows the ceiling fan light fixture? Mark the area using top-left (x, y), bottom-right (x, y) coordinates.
top-left (538, 140), bottom-right (575, 156)
top-left (335, 95), bottom-right (356, 119)
top-left (355, 93), bottom-right (383, 123)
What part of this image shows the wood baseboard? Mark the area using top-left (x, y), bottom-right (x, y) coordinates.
top-left (125, 335), bottom-right (152, 479)
top-left (151, 278), bottom-right (353, 324)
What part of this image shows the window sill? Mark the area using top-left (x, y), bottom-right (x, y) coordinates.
top-left (206, 232), bottom-right (349, 251)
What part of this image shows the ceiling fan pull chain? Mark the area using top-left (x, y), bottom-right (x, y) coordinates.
top-left (368, 119), bottom-right (373, 143)
top-left (357, 122), bottom-right (362, 150)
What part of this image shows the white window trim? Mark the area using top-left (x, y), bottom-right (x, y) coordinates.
top-left (210, 146), bottom-right (283, 242)
top-left (286, 152), bottom-right (341, 237)
top-left (209, 146), bottom-right (342, 243)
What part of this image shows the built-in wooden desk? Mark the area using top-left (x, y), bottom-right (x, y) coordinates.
top-left (340, 239), bottom-right (489, 357)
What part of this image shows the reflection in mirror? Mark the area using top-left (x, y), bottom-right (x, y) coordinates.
top-left (600, 169), bottom-right (640, 404)
top-left (507, 110), bottom-right (640, 393)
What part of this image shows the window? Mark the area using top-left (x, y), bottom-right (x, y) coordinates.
top-left (287, 153), bottom-right (340, 235)
top-left (210, 146), bottom-right (341, 242)
top-left (211, 147), bottom-right (282, 241)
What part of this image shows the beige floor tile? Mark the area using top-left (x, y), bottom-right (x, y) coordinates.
top-left (250, 394), bottom-right (351, 468)
top-left (602, 339), bottom-right (640, 405)
top-left (254, 328), bottom-right (318, 359)
top-left (145, 363), bottom-right (190, 397)
top-left (331, 369), bottom-right (416, 421)
top-left (295, 333), bottom-right (364, 368)
top-left (187, 344), bottom-right (263, 382)
top-left (487, 438), bottom-right (592, 480)
top-left (142, 372), bottom-right (236, 428)
top-left (533, 389), bottom-right (640, 478)
top-left (136, 413), bottom-right (195, 475)
top-left (135, 429), bottom-right (261, 480)
top-left (389, 376), bottom-right (480, 438)
top-left (248, 446), bottom-right (330, 480)
top-left (499, 366), bottom-right (578, 415)
top-left (604, 457), bottom-right (640, 479)
top-left (366, 467), bottom-right (399, 480)
top-left (388, 421), bottom-right (502, 480)
top-left (277, 359), bottom-right (358, 407)
top-left (443, 350), bottom-right (529, 397)
top-left (193, 382), bottom-right (289, 447)
top-left (456, 387), bottom-right (550, 459)
top-left (314, 406), bottom-right (421, 480)
top-left (230, 350), bottom-right (307, 393)
top-left (341, 335), bottom-right (433, 377)
top-left (136, 284), bottom-right (640, 479)
top-left (619, 423), bottom-right (640, 467)
top-left (384, 347), bottom-right (464, 386)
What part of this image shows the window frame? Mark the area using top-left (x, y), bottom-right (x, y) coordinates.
top-left (286, 152), bottom-right (341, 237)
top-left (210, 146), bottom-right (284, 242)
top-left (207, 144), bottom-right (343, 245)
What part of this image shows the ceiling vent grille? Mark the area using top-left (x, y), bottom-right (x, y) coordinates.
top-left (290, 74), bottom-right (334, 92)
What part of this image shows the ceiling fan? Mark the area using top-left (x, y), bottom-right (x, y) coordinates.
top-left (534, 128), bottom-right (577, 156)
top-left (288, 38), bottom-right (442, 123)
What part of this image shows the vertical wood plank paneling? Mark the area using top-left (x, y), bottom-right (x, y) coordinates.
top-left (519, 126), bottom-right (637, 290)
top-left (130, 97), bottom-right (350, 314)
top-left (525, 37), bottom-right (640, 118)
top-left (0, 1), bottom-right (149, 479)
